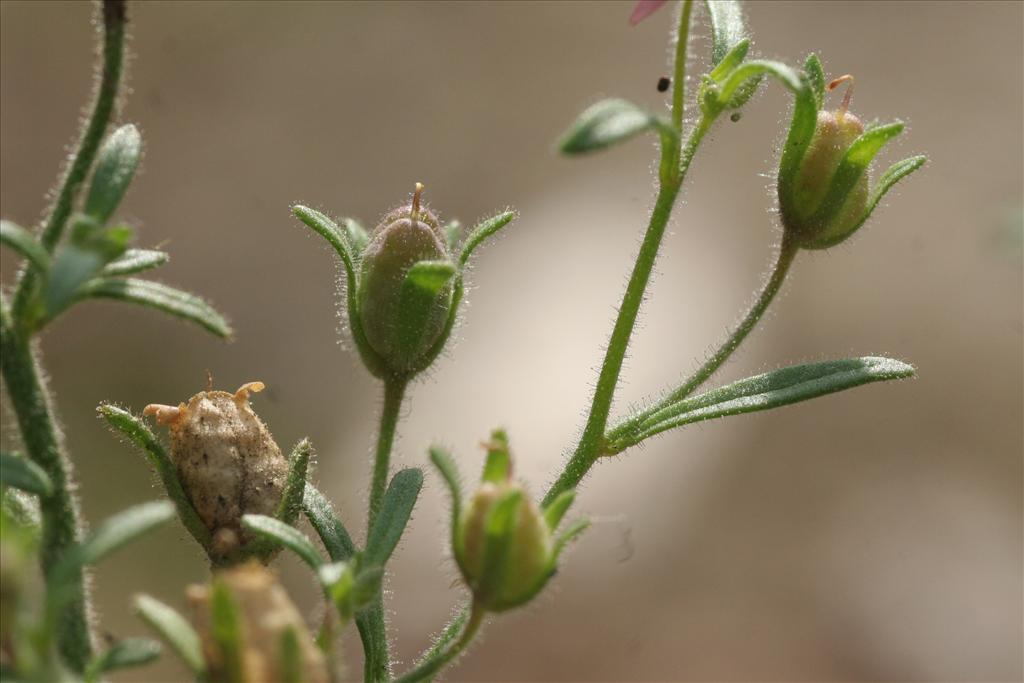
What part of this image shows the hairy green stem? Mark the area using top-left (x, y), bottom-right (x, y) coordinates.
top-left (12, 1), bottom-right (126, 329)
top-left (667, 234), bottom-right (798, 402)
top-left (606, 235), bottom-right (799, 445)
top-left (541, 117), bottom-right (710, 509)
top-left (0, 298), bottom-right (92, 670)
top-left (359, 376), bottom-right (407, 682)
top-left (393, 605), bottom-right (484, 683)
top-left (670, 0), bottom-right (694, 135)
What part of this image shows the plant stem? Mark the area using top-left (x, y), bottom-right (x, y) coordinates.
top-left (605, 235), bottom-right (799, 447)
top-left (359, 376), bottom-right (407, 682)
top-left (671, 0), bottom-right (694, 134)
top-left (392, 605), bottom-right (484, 683)
top-left (541, 117), bottom-right (709, 509)
top-left (0, 297), bottom-right (92, 670)
top-left (664, 234), bottom-right (799, 402)
top-left (12, 0), bottom-right (126, 327)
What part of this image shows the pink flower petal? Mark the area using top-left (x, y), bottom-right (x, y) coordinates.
top-left (629, 0), bottom-right (669, 26)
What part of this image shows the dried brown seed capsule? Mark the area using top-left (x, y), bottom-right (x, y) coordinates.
top-left (145, 381), bottom-right (287, 559)
top-left (188, 562), bottom-right (329, 683)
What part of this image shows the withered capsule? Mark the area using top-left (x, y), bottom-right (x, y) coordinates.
top-left (145, 381), bottom-right (287, 559)
top-left (187, 562), bottom-right (329, 683)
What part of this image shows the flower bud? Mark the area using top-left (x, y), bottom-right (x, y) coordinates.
top-left (446, 431), bottom-right (571, 612)
top-left (781, 75), bottom-right (869, 249)
top-left (145, 381), bottom-right (287, 561)
top-left (187, 562), bottom-right (329, 683)
top-left (457, 480), bottom-right (553, 612)
top-left (357, 183), bottom-right (455, 375)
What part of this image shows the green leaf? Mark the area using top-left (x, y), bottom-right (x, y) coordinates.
top-left (0, 452), bottom-right (53, 497)
top-left (558, 99), bottom-right (675, 155)
top-left (541, 490), bottom-right (575, 532)
top-left (101, 248), bottom-right (169, 276)
top-left (480, 429), bottom-right (511, 484)
top-left (344, 217), bottom-right (370, 256)
top-left (275, 439), bottom-right (312, 526)
top-left (317, 561), bottom-right (355, 614)
top-left (364, 468), bottom-right (423, 568)
top-left (84, 124), bottom-right (142, 224)
top-left (45, 217), bottom-right (135, 319)
top-left (429, 447), bottom-right (463, 549)
top-left (804, 53), bottom-right (826, 109)
top-left (97, 404), bottom-right (212, 549)
top-left (241, 514), bottom-right (324, 569)
top-left (443, 220), bottom-right (462, 254)
top-left (405, 260), bottom-right (456, 295)
top-left (608, 357), bottom-right (915, 453)
top-left (135, 594), bottom-right (205, 675)
top-left (552, 518), bottom-right (590, 560)
top-left (302, 484), bottom-right (357, 562)
top-left (76, 501), bottom-right (175, 568)
top-left (279, 627), bottom-right (303, 683)
top-left (859, 155), bottom-right (927, 228)
top-left (293, 205), bottom-right (385, 377)
top-left (85, 638), bottom-right (161, 682)
top-left (0, 220), bottom-right (50, 272)
top-left (458, 211), bottom-right (516, 268)
top-left (707, 38), bottom-right (750, 82)
top-left (211, 580), bottom-right (245, 683)
top-left (704, 0), bottom-right (749, 66)
top-left (77, 278), bottom-right (232, 338)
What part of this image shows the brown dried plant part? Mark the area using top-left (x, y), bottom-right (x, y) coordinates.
top-left (188, 562), bottom-right (329, 683)
top-left (144, 381), bottom-right (287, 559)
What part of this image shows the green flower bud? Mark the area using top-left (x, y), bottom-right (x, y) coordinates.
top-left (777, 70), bottom-right (926, 250)
top-left (357, 183), bottom-right (456, 376)
top-left (457, 480), bottom-right (553, 611)
top-left (439, 431), bottom-right (588, 613)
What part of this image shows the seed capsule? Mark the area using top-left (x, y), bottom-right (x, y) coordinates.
top-left (187, 563), bottom-right (329, 683)
top-left (145, 381), bottom-right (287, 560)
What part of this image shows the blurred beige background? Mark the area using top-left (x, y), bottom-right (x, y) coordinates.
top-left (2, 1), bottom-right (1021, 681)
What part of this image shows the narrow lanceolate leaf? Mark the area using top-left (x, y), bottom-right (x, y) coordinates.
top-left (0, 452), bottom-right (53, 497)
top-left (553, 518), bottom-right (590, 560)
top-left (608, 357), bottom-right (915, 453)
top-left (0, 220), bottom-right (50, 272)
top-left (302, 484), bottom-right (357, 562)
top-left (859, 155), bottom-right (927, 228)
top-left (343, 217), bottom-right (370, 257)
top-left (241, 514), bottom-right (324, 569)
top-left (458, 211), bottom-right (516, 267)
top-left (291, 206), bottom-right (356, 279)
top-left (364, 468), bottom-right (423, 568)
top-left (85, 638), bottom-right (161, 682)
top-left (84, 124), bottom-right (142, 224)
top-left (76, 501), bottom-right (175, 568)
top-left (558, 99), bottom-right (675, 155)
top-left (429, 447), bottom-right (463, 545)
top-left (542, 490), bottom-right (576, 532)
top-left (279, 628), bottom-right (303, 683)
top-left (97, 404), bottom-right (212, 549)
top-left (101, 248), bottom-right (169, 276)
top-left (275, 439), bottom-right (312, 526)
top-left (50, 502), bottom-right (175, 609)
top-left (78, 278), bottom-right (232, 338)
top-left (804, 53), bottom-right (826, 109)
top-left (704, 0), bottom-right (749, 66)
top-left (211, 581), bottom-right (245, 683)
top-left (135, 595), bottom-right (205, 675)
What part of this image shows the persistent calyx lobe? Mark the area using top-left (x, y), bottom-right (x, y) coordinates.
top-left (358, 183), bottom-right (455, 376)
